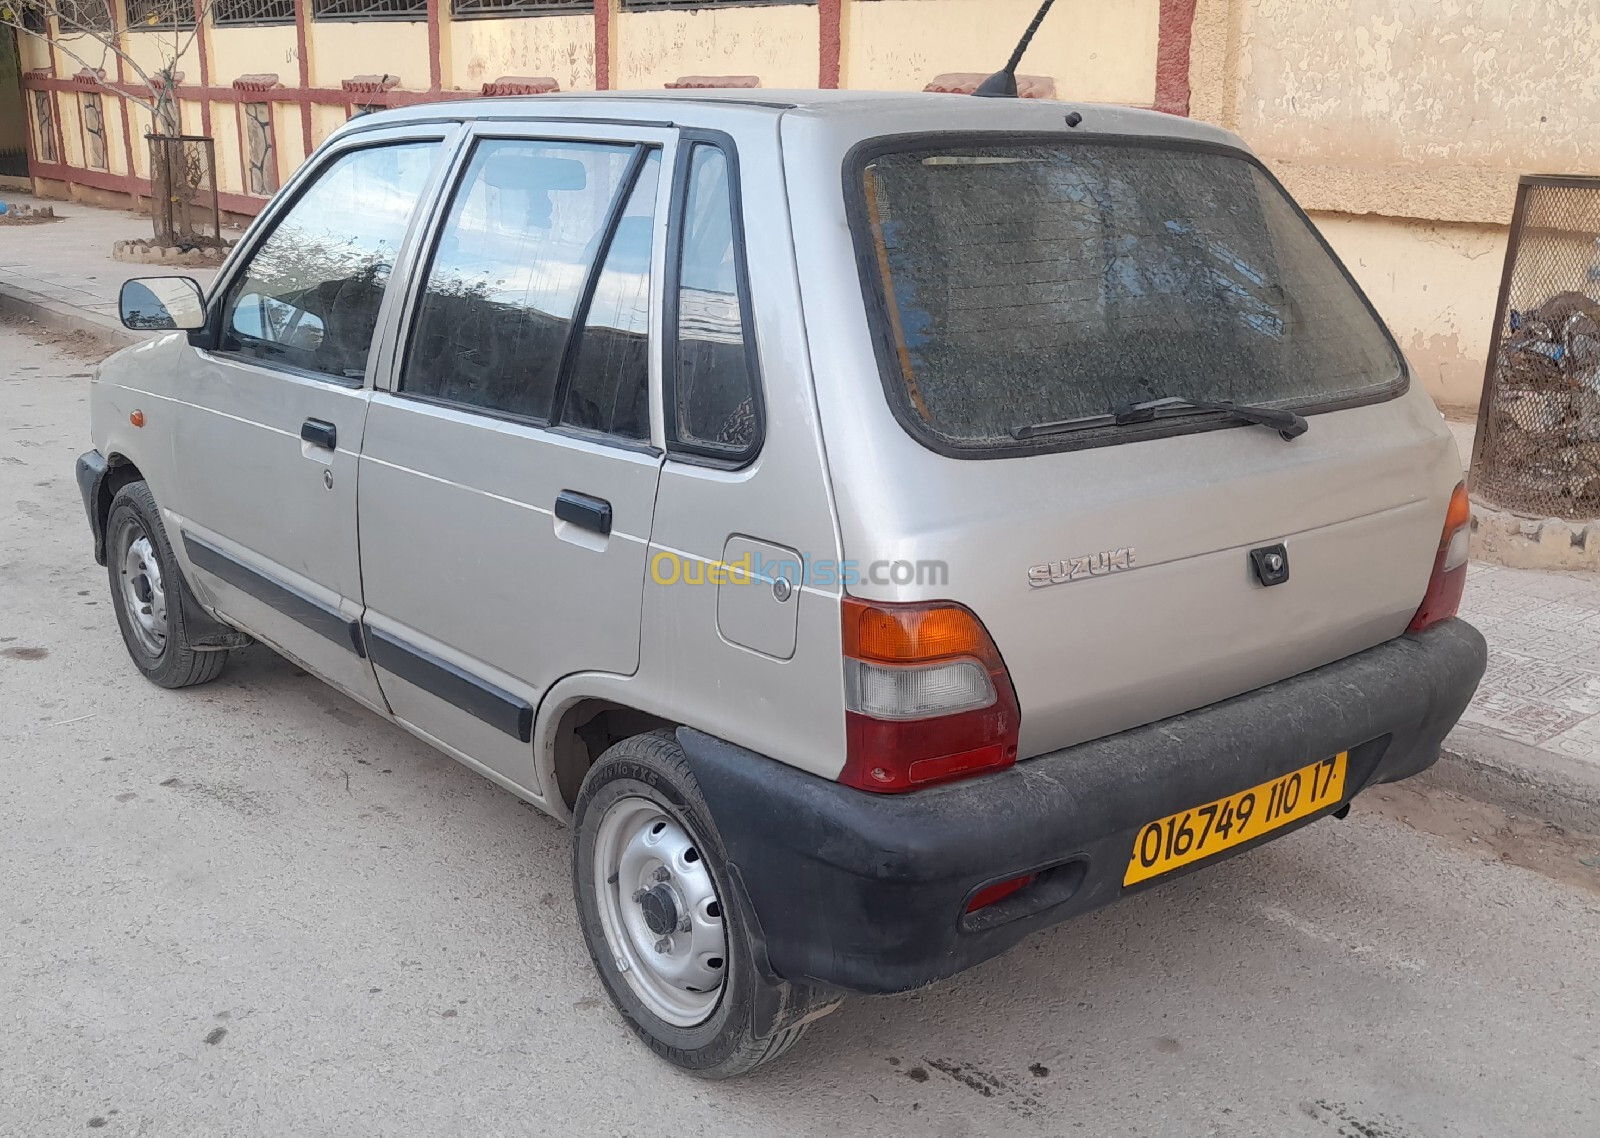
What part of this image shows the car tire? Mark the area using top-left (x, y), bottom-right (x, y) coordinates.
top-left (572, 729), bottom-right (840, 1079)
top-left (106, 481), bottom-right (229, 689)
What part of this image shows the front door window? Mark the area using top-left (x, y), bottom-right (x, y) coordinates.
top-left (219, 141), bottom-right (440, 382)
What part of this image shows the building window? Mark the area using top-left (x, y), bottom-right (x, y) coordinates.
top-left (451, 0), bottom-right (589, 17)
top-left (32, 90), bottom-right (57, 163)
top-left (619, 0), bottom-right (814, 9)
top-left (82, 92), bottom-right (108, 168)
top-left (57, 0), bottom-right (115, 32)
top-left (213, 0), bottom-right (295, 24)
top-left (242, 102), bottom-right (277, 194)
top-left (311, 0), bottom-right (427, 20)
top-left (125, 0), bottom-right (196, 29)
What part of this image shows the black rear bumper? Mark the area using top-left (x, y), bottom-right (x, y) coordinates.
top-left (679, 619), bottom-right (1487, 996)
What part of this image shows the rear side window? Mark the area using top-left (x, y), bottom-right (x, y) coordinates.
top-left (403, 140), bottom-right (640, 423)
top-left (220, 141), bottom-right (439, 382)
top-left (853, 138), bottom-right (1405, 454)
top-left (667, 143), bottom-right (762, 462)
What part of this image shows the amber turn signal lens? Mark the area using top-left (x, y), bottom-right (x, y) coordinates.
top-left (1444, 482), bottom-right (1471, 534)
top-left (842, 597), bottom-right (992, 665)
top-left (129, 410), bottom-right (145, 428)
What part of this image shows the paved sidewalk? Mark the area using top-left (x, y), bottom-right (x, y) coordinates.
top-left (0, 191), bottom-right (219, 344)
top-left (1, 191), bottom-right (1595, 827)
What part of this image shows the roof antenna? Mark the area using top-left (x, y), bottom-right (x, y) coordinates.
top-left (974, 0), bottom-right (1059, 98)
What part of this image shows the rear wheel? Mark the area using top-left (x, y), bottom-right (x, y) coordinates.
top-left (106, 481), bottom-right (228, 689)
top-left (572, 730), bottom-right (840, 1078)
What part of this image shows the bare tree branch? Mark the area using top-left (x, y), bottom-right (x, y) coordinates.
top-left (0, 16), bottom-right (160, 114)
top-left (34, 5), bottom-right (163, 103)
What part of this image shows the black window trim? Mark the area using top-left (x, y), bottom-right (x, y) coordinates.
top-left (198, 132), bottom-right (451, 389)
top-left (393, 134), bottom-right (662, 449)
top-left (551, 143), bottom-right (651, 430)
top-left (662, 129), bottom-right (766, 468)
top-left (843, 130), bottom-right (1411, 461)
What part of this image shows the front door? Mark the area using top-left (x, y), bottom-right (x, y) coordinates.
top-left (357, 124), bottom-right (672, 794)
top-left (165, 130), bottom-right (453, 709)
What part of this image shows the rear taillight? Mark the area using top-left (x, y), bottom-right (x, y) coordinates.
top-left (1408, 482), bottom-right (1472, 633)
top-left (838, 598), bottom-right (1020, 793)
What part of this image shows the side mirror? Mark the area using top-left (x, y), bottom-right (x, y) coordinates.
top-left (119, 276), bottom-right (207, 332)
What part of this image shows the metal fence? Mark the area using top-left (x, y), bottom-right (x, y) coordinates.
top-left (147, 133), bottom-right (222, 249)
top-left (1471, 175), bottom-right (1600, 520)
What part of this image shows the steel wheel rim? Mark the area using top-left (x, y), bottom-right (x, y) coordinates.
top-left (593, 796), bottom-right (727, 1028)
top-left (118, 525), bottom-right (168, 657)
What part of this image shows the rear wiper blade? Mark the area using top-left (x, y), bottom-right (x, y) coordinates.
top-left (1012, 397), bottom-right (1308, 442)
top-left (1116, 397), bottom-right (1308, 440)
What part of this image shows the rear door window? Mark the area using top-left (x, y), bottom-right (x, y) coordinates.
top-left (853, 137), bottom-right (1405, 454)
top-left (402, 140), bottom-right (643, 424)
top-left (559, 151), bottom-right (661, 442)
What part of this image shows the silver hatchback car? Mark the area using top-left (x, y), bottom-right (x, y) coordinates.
top-left (78, 90), bottom-right (1486, 1077)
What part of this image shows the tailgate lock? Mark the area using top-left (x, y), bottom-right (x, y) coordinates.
top-left (1250, 544), bottom-right (1291, 587)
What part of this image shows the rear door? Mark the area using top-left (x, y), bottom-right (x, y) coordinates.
top-left (165, 129), bottom-right (452, 709)
top-left (357, 122), bottom-right (673, 793)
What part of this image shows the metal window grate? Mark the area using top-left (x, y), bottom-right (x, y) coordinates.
top-left (1471, 176), bottom-right (1600, 520)
top-left (125, 0), bottom-right (195, 29)
top-left (57, 0), bottom-right (115, 33)
top-left (311, 0), bottom-right (427, 20)
top-left (620, 0), bottom-right (812, 9)
top-left (451, 0), bottom-right (589, 17)
top-left (213, 0), bottom-right (295, 24)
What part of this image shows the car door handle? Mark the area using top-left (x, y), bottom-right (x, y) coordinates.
top-left (554, 490), bottom-right (612, 536)
top-left (301, 418), bottom-right (337, 450)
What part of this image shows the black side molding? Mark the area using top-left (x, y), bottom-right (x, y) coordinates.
top-left (364, 627), bottom-right (534, 743)
top-left (554, 490), bottom-right (613, 536)
top-left (182, 533), bottom-right (365, 657)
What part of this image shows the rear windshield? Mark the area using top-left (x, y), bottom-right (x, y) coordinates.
top-left (852, 137), bottom-right (1405, 453)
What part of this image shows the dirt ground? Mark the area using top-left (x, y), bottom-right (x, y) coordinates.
top-left (1359, 778), bottom-right (1600, 897)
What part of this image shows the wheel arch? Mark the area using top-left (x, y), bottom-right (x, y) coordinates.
top-left (89, 453), bottom-right (147, 565)
top-left (547, 695), bottom-right (677, 817)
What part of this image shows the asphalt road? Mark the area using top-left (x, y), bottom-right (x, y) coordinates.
top-left (2, 320), bottom-right (1596, 1138)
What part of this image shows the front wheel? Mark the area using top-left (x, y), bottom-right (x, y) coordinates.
top-left (106, 481), bottom-right (228, 689)
top-left (572, 730), bottom-right (840, 1078)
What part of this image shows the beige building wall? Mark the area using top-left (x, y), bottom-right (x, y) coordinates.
top-left (449, 14), bottom-right (596, 93)
top-left (616, 5), bottom-right (822, 90)
top-left (208, 25), bottom-right (299, 90)
top-left (846, 0), bottom-right (1159, 105)
top-left (1191, 0), bottom-right (1600, 410)
top-left (1312, 214), bottom-right (1509, 412)
top-left (120, 28), bottom-right (204, 95)
top-left (312, 102), bottom-right (350, 150)
top-left (310, 21), bottom-right (432, 91)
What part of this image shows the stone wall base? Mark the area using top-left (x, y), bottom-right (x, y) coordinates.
top-left (1470, 500), bottom-right (1600, 571)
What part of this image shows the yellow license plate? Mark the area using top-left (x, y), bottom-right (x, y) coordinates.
top-left (1123, 753), bottom-right (1348, 886)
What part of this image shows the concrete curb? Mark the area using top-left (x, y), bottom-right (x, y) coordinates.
top-left (0, 280), bottom-right (142, 353)
top-left (1429, 725), bottom-right (1600, 834)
